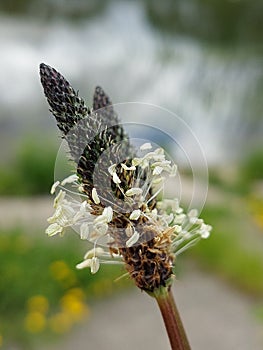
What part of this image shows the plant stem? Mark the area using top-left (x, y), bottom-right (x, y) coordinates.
top-left (154, 287), bottom-right (191, 350)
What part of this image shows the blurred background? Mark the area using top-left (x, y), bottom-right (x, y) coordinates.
top-left (0, 0), bottom-right (262, 349)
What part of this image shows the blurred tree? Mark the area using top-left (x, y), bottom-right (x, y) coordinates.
top-left (145, 0), bottom-right (263, 46)
top-left (0, 0), bottom-right (107, 21)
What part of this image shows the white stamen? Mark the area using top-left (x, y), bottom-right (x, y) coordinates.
top-left (188, 209), bottom-right (199, 217)
top-left (73, 201), bottom-right (87, 222)
top-left (61, 174), bottom-right (78, 186)
top-left (51, 181), bottom-right (60, 194)
top-left (140, 142), bottom-right (152, 150)
top-left (53, 190), bottom-right (66, 208)
top-left (92, 188), bottom-right (100, 204)
top-left (90, 257), bottom-right (100, 274)
top-left (48, 204), bottom-right (75, 226)
top-left (144, 149), bottom-right (165, 162)
top-left (189, 217), bottom-right (198, 224)
top-left (152, 160), bottom-right (171, 168)
top-left (152, 166), bottom-right (164, 175)
top-left (103, 207), bottom-right (113, 223)
top-left (174, 213), bottom-right (186, 224)
top-left (152, 177), bottom-right (163, 185)
top-left (121, 163), bottom-right (136, 171)
top-left (126, 230), bottom-right (140, 247)
top-left (76, 259), bottom-right (92, 270)
top-left (80, 200), bottom-right (87, 211)
top-left (45, 223), bottom-right (63, 236)
top-left (125, 225), bottom-right (133, 237)
top-left (201, 230), bottom-right (210, 239)
top-left (94, 223), bottom-right (108, 236)
top-left (200, 224), bottom-right (212, 239)
top-left (113, 172), bottom-right (121, 184)
top-left (47, 206), bottom-right (62, 224)
top-left (129, 209), bottom-right (141, 221)
top-left (80, 222), bottom-right (90, 239)
top-left (170, 164), bottom-right (177, 177)
top-left (125, 188), bottom-right (143, 196)
top-left (132, 158), bottom-right (143, 166)
top-left (84, 247), bottom-right (105, 259)
top-left (174, 225), bottom-right (182, 234)
top-left (108, 164), bottom-right (116, 176)
top-left (154, 148), bottom-right (164, 155)
top-left (176, 207), bottom-right (184, 214)
top-left (78, 184), bottom-right (85, 193)
top-left (195, 218), bottom-right (204, 225)
top-left (164, 213), bottom-right (174, 224)
top-left (147, 208), bottom-right (158, 220)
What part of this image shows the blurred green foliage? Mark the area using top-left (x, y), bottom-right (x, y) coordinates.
top-left (145, 0), bottom-right (263, 46)
top-left (0, 138), bottom-right (57, 196)
top-left (0, 0), bottom-right (34, 15)
top-left (0, 228), bottom-right (130, 349)
top-left (239, 148), bottom-right (263, 188)
top-left (0, 0), bottom-right (107, 20)
top-left (208, 147), bottom-right (263, 195)
top-left (254, 304), bottom-right (263, 323)
top-left (189, 203), bottom-right (263, 297)
top-left (2, 0), bottom-right (262, 48)
top-left (208, 167), bottom-right (245, 195)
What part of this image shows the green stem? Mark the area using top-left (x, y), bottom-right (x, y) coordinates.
top-left (154, 287), bottom-right (191, 350)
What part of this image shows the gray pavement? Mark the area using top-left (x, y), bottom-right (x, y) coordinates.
top-left (47, 262), bottom-right (263, 350)
top-left (0, 196), bottom-right (52, 230)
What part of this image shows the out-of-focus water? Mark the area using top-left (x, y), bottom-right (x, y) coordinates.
top-left (0, 1), bottom-right (262, 166)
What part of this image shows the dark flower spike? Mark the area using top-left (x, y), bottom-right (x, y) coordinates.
top-left (40, 63), bottom-right (131, 202)
top-left (93, 86), bottom-right (126, 144)
top-left (93, 85), bottom-right (112, 110)
top-left (39, 63), bottom-right (88, 135)
top-left (40, 63), bottom-right (92, 165)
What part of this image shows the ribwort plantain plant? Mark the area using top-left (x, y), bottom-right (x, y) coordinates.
top-left (40, 63), bottom-right (211, 349)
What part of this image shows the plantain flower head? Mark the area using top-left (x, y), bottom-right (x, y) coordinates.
top-left (40, 63), bottom-right (211, 293)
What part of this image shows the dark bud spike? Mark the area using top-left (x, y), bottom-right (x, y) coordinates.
top-left (93, 86), bottom-right (112, 111)
top-left (93, 86), bottom-right (126, 143)
top-left (39, 63), bottom-right (88, 136)
top-left (40, 63), bottom-right (134, 203)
